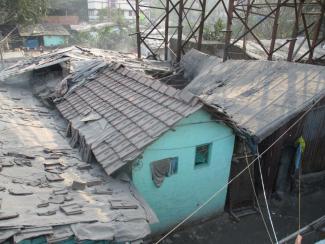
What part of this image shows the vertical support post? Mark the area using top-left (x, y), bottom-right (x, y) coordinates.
top-left (223, 0), bottom-right (235, 62)
top-left (308, 5), bottom-right (325, 63)
top-left (0, 44), bottom-right (4, 69)
top-left (197, 0), bottom-right (207, 51)
top-left (164, 0), bottom-right (170, 60)
top-left (243, 0), bottom-right (251, 52)
top-left (176, 0), bottom-right (184, 62)
top-left (268, 0), bottom-right (281, 60)
top-left (287, 0), bottom-right (304, 61)
top-left (135, 0), bottom-right (141, 59)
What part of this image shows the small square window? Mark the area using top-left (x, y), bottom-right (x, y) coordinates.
top-left (195, 144), bottom-right (211, 167)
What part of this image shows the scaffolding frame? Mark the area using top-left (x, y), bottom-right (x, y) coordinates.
top-left (128, 0), bottom-right (325, 64)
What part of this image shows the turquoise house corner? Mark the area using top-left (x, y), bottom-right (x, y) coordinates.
top-left (132, 109), bottom-right (235, 234)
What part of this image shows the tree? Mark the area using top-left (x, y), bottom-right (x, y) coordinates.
top-left (203, 18), bottom-right (225, 41)
top-left (0, 0), bottom-right (48, 25)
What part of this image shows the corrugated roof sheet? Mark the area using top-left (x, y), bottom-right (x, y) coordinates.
top-left (183, 50), bottom-right (325, 142)
top-left (18, 24), bottom-right (70, 36)
top-left (57, 63), bottom-right (202, 175)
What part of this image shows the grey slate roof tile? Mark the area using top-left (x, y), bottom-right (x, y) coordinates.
top-left (57, 65), bottom-right (202, 175)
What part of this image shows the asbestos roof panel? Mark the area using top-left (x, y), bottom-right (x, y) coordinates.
top-left (18, 24), bottom-right (70, 36)
top-left (183, 49), bottom-right (325, 142)
top-left (57, 65), bottom-right (202, 175)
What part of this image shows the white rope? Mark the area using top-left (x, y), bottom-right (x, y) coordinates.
top-left (244, 145), bottom-right (274, 244)
top-left (257, 147), bottom-right (279, 244)
top-left (154, 97), bottom-right (322, 244)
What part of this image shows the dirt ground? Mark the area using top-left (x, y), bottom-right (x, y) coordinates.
top-left (157, 180), bottom-right (325, 244)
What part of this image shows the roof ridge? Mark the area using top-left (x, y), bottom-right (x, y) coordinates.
top-left (111, 63), bottom-right (200, 107)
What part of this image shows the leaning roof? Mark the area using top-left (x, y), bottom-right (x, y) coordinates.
top-left (183, 49), bottom-right (325, 142)
top-left (18, 24), bottom-right (70, 37)
top-left (56, 63), bottom-right (202, 175)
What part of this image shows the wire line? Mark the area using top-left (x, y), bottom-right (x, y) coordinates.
top-left (244, 144), bottom-right (274, 244)
top-left (257, 147), bottom-right (278, 243)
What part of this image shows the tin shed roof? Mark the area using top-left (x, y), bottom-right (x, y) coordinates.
top-left (18, 24), bottom-right (70, 37)
top-left (183, 50), bottom-right (325, 142)
top-left (56, 63), bottom-right (202, 175)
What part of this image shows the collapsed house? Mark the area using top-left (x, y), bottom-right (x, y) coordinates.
top-left (182, 49), bottom-right (325, 214)
top-left (1, 47), bottom-right (237, 234)
top-left (55, 63), bottom-right (235, 233)
top-left (1, 46), bottom-right (325, 241)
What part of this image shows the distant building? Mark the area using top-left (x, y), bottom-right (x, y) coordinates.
top-left (88, 0), bottom-right (148, 22)
top-left (88, 0), bottom-right (109, 22)
top-left (47, 0), bottom-right (88, 23)
top-left (18, 24), bottom-right (70, 49)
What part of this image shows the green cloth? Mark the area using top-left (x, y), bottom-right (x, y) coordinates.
top-left (295, 136), bottom-right (306, 153)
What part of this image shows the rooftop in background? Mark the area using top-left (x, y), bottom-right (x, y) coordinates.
top-left (183, 49), bottom-right (325, 142)
top-left (0, 46), bottom-right (172, 82)
top-left (56, 63), bottom-right (202, 175)
top-left (235, 38), bottom-right (325, 62)
top-left (18, 24), bottom-right (70, 37)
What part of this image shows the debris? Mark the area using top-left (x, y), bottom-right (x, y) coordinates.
top-left (37, 201), bottom-right (49, 208)
top-left (60, 203), bottom-right (83, 215)
top-left (14, 158), bottom-right (32, 167)
top-left (81, 111), bottom-right (101, 122)
top-left (71, 180), bottom-right (86, 191)
top-left (0, 212), bottom-right (19, 220)
top-left (0, 158), bottom-right (14, 167)
top-left (37, 209), bottom-right (57, 216)
top-left (43, 161), bottom-right (63, 167)
top-left (45, 155), bottom-right (61, 160)
top-left (92, 186), bottom-right (113, 195)
top-left (86, 179), bottom-right (102, 187)
top-left (48, 195), bottom-right (65, 204)
top-left (0, 187), bottom-right (5, 192)
top-left (12, 178), bottom-right (25, 184)
top-left (26, 179), bottom-right (41, 187)
top-left (45, 168), bottom-right (63, 175)
top-left (64, 195), bottom-right (74, 202)
top-left (53, 188), bottom-right (68, 195)
top-left (4, 152), bottom-right (35, 160)
top-left (109, 200), bottom-right (138, 210)
top-left (8, 186), bottom-right (33, 196)
top-left (13, 226), bottom-right (53, 243)
top-left (46, 226), bottom-right (73, 243)
top-left (76, 163), bottom-right (92, 170)
top-left (46, 173), bottom-right (64, 182)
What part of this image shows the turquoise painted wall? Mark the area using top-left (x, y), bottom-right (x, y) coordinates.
top-left (132, 109), bottom-right (235, 234)
top-left (43, 36), bottom-right (66, 47)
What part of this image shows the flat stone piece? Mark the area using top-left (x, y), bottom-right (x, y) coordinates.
top-left (76, 163), bottom-right (92, 170)
top-left (86, 179), bottom-right (102, 187)
top-left (53, 188), bottom-right (68, 195)
top-left (0, 211), bottom-right (19, 220)
top-left (46, 173), bottom-right (64, 182)
top-left (14, 158), bottom-right (32, 167)
top-left (37, 201), bottom-right (50, 208)
top-left (64, 195), bottom-right (73, 202)
top-left (71, 181), bottom-right (86, 191)
top-left (109, 200), bottom-right (138, 210)
top-left (60, 203), bottom-right (83, 215)
top-left (48, 195), bottom-right (65, 204)
top-left (8, 186), bottom-right (33, 196)
top-left (37, 209), bottom-right (57, 216)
